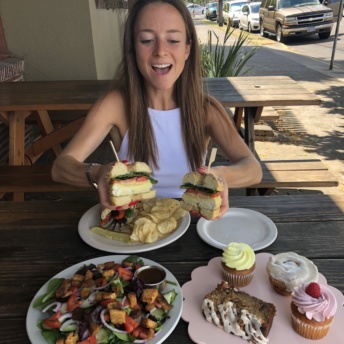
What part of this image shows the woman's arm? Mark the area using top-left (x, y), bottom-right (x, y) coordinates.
top-left (51, 90), bottom-right (128, 208)
top-left (206, 99), bottom-right (262, 188)
top-left (203, 98), bottom-right (262, 218)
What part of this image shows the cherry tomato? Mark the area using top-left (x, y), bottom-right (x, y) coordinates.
top-left (124, 315), bottom-right (139, 333)
top-left (67, 294), bottom-right (82, 312)
top-left (78, 336), bottom-right (96, 344)
top-left (117, 266), bottom-right (134, 281)
top-left (43, 311), bottom-right (61, 329)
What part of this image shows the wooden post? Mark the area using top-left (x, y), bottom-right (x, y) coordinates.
top-left (208, 30), bottom-right (212, 53)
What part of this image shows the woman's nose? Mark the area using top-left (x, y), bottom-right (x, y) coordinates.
top-left (154, 40), bottom-right (167, 56)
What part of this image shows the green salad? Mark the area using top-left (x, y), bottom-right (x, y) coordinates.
top-left (33, 255), bottom-right (177, 344)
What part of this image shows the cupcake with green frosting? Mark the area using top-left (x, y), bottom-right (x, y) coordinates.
top-left (221, 242), bottom-right (256, 287)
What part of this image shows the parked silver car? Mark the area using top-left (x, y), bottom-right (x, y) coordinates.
top-left (223, 0), bottom-right (249, 27)
top-left (205, 2), bottom-right (218, 20)
top-left (239, 2), bottom-right (261, 32)
top-left (187, 3), bottom-right (206, 15)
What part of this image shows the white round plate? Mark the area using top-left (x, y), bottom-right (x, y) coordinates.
top-left (197, 208), bottom-right (278, 251)
top-left (78, 204), bottom-right (191, 253)
top-left (26, 255), bottom-right (183, 344)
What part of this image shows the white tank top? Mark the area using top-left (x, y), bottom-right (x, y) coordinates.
top-left (118, 108), bottom-right (199, 198)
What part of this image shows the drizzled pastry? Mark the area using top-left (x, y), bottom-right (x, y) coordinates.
top-left (266, 252), bottom-right (318, 296)
top-left (202, 281), bottom-right (276, 344)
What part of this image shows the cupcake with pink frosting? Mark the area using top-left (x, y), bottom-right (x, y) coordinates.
top-left (291, 282), bottom-right (337, 340)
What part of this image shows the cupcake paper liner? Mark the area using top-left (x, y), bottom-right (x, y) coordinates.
top-left (291, 313), bottom-right (333, 340)
top-left (222, 269), bottom-right (255, 287)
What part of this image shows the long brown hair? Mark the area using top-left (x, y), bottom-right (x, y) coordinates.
top-left (114, 0), bottom-right (208, 171)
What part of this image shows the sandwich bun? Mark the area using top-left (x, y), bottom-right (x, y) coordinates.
top-left (180, 172), bottom-right (224, 220)
top-left (107, 161), bottom-right (157, 207)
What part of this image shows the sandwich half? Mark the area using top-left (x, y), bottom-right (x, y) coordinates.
top-left (180, 172), bottom-right (224, 220)
top-left (107, 161), bottom-right (157, 207)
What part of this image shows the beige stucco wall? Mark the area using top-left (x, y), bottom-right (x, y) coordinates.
top-left (89, 1), bottom-right (127, 80)
top-left (0, 0), bottom-right (126, 80)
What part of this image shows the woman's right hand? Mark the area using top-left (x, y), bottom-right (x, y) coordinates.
top-left (96, 162), bottom-right (117, 210)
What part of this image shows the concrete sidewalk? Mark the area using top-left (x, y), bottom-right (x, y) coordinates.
top-left (195, 18), bottom-right (344, 196)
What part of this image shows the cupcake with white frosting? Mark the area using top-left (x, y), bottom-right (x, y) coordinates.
top-left (266, 252), bottom-right (318, 296)
top-left (291, 282), bottom-right (337, 339)
top-left (221, 242), bottom-right (255, 287)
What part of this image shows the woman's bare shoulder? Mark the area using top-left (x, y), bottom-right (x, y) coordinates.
top-left (88, 89), bottom-right (126, 122)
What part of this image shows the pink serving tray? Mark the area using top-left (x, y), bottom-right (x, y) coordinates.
top-left (182, 253), bottom-right (344, 344)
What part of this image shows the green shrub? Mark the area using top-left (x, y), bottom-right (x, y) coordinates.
top-left (201, 25), bottom-right (256, 77)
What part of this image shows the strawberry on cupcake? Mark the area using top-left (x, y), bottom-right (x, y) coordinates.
top-left (291, 282), bottom-right (337, 339)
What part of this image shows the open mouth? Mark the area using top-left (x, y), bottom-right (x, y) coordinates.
top-left (152, 64), bottom-right (172, 75)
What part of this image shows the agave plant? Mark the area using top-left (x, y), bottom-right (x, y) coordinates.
top-left (200, 25), bottom-right (256, 77)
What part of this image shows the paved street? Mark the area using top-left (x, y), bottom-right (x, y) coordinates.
top-left (194, 17), bottom-right (344, 195)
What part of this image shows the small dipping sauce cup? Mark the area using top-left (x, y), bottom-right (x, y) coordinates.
top-left (134, 265), bottom-right (166, 292)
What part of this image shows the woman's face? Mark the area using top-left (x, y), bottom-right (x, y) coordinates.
top-left (134, 3), bottom-right (191, 94)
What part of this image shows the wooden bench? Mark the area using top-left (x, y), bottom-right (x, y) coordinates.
top-left (0, 159), bottom-right (338, 200)
top-left (215, 159), bottom-right (339, 196)
top-left (0, 165), bottom-right (93, 195)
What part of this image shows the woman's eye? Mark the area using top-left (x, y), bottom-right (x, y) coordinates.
top-left (169, 40), bottom-right (180, 44)
top-left (141, 39), bottom-right (154, 44)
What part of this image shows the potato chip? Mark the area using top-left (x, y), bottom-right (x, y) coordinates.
top-left (144, 213), bottom-right (161, 224)
top-left (151, 210), bottom-right (171, 220)
top-left (156, 198), bottom-right (179, 209)
top-left (130, 231), bottom-right (140, 242)
top-left (144, 228), bottom-right (159, 243)
top-left (171, 207), bottom-right (187, 220)
top-left (157, 217), bottom-right (177, 235)
top-left (129, 197), bottom-right (186, 244)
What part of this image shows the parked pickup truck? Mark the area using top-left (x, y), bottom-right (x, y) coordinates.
top-left (259, 0), bottom-right (334, 43)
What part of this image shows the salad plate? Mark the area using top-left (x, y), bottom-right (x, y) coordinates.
top-left (78, 204), bottom-right (191, 253)
top-left (26, 255), bottom-right (183, 344)
top-left (197, 208), bottom-right (278, 251)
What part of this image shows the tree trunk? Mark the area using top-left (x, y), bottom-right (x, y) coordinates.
top-left (218, 0), bottom-right (224, 27)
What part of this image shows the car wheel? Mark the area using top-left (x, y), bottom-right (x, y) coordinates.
top-left (248, 23), bottom-right (252, 33)
top-left (319, 31), bottom-right (331, 39)
top-left (276, 24), bottom-right (286, 43)
top-left (260, 21), bottom-right (268, 37)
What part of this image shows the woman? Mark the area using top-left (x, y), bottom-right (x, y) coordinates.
top-left (52, 0), bottom-right (262, 218)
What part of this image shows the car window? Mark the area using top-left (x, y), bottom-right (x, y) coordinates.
top-left (251, 3), bottom-right (261, 12)
top-left (270, 0), bottom-right (277, 7)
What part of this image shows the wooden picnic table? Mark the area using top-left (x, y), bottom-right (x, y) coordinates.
top-left (0, 194), bottom-right (343, 343)
top-left (0, 76), bottom-right (320, 165)
top-left (204, 76), bottom-right (321, 151)
top-left (0, 76), bottom-right (322, 200)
